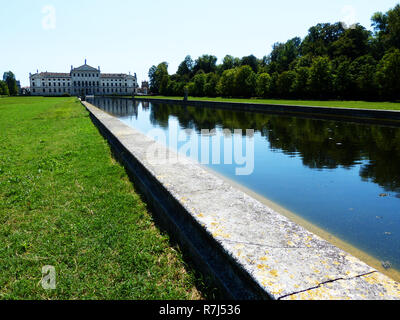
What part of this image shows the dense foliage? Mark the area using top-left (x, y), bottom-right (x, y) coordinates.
top-left (148, 4), bottom-right (400, 101)
top-left (1, 71), bottom-right (18, 96)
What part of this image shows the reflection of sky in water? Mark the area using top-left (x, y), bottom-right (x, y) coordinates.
top-left (88, 97), bottom-right (400, 271)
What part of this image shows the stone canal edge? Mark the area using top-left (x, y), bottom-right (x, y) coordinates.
top-left (82, 100), bottom-right (400, 300)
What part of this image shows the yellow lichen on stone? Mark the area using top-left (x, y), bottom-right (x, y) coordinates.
top-left (361, 273), bottom-right (400, 298)
top-left (270, 270), bottom-right (279, 277)
top-left (288, 286), bottom-right (335, 300)
top-left (287, 241), bottom-right (295, 247)
top-left (271, 288), bottom-right (284, 296)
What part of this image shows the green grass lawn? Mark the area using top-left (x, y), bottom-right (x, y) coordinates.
top-left (134, 95), bottom-right (400, 110)
top-left (0, 96), bottom-right (203, 300)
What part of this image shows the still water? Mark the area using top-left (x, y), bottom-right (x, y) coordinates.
top-left (88, 97), bottom-right (400, 273)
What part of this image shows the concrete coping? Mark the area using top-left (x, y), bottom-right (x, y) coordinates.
top-left (83, 101), bottom-right (400, 300)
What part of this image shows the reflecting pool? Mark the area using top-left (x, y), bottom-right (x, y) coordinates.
top-left (88, 97), bottom-right (400, 274)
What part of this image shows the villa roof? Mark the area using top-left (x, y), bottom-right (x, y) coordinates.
top-left (72, 64), bottom-right (99, 72)
top-left (33, 72), bottom-right (71, 78)
top-left (101, 73), bottom-right (129, 78)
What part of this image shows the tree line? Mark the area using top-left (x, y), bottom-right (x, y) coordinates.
top-left (148, 4), bottom-right (400, 101)
top-left (0, 71), bottom-right (18, 96)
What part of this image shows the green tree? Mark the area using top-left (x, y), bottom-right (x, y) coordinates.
top-left (148, 63), bottom-right (169, 95)
top-left (268, 72), bottom-right (280, 97)
top-left (234, 65), bottom-right (256, 97)
top-left (177, 55), bottom-right (194, 79)
top-left (187, 82), bottom-right (196, 96)
top-left (192, 71), bottom-right (207, 96)
top-left (268, 37), bottom-right (301, 73)
top-left (372, 4), bottom-right (400, 50)
top-left (204, 73), bottom-right (219, 97)
top-left (308, 56), bottom-right (334, 98)
top-left (276, 71), bottom-right (296, 98)
top-left (148, 65), bottom-right (157, 93)
top-left (217, 69), bottom-right (237, 97)
top-left (256, 73), bottom-right (272, 98)
top-left (240, 54), bottom-right (259, 73)
top-left (3, 71), bottom-right (18, 96)
top-left (193, 55), bottom-right (218, 74)
top-left (219, 55), bottom-right (240, 73)
top-left (292, 67), bottom-right (310, 98)
top-left (300, 23), bottom-right (345, 57)
top-left (0, 80), bottom-right (10, 96)
top-left (376, 49), bottom-right (400, 100)
top-left (350, 55), bottom-right (378, 99)
top-left (334, 59), bottom-right (353, 98)
top-left (331, 24), bottom-right (371, 60)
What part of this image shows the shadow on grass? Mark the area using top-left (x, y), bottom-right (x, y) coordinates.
top-left (108, 146), bottom-right (222, 300)
top-left (87, 111), bottom-right (223, 300)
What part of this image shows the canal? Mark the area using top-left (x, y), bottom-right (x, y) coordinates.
top-left (88, 97), bottom-right (400, 278)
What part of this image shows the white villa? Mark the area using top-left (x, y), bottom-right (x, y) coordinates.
top-left (29, 61), bottom-right (137, 96)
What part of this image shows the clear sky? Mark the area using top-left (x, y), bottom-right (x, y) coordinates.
top-left (1, 0), bottom-right (399, 86)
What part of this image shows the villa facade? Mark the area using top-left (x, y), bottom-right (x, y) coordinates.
top-left (29, 61), bottom-right (137, 96)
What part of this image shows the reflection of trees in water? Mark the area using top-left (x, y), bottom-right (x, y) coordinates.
top-left (149, 103), bottom-right (400, 192)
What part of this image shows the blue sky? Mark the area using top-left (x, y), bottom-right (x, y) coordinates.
top-left (1, 0), bottom-right (399, 86)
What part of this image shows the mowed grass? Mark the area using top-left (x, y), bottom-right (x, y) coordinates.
top-left (135, 96), bottom-right (400, 110)
top-left (0, 96), bottom-right (202, 300)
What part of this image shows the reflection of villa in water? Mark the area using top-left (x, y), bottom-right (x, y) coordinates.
top-left (93, 97), bottom-right (139, 118)
top-left (29, 60), bottom-right (137, 96)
